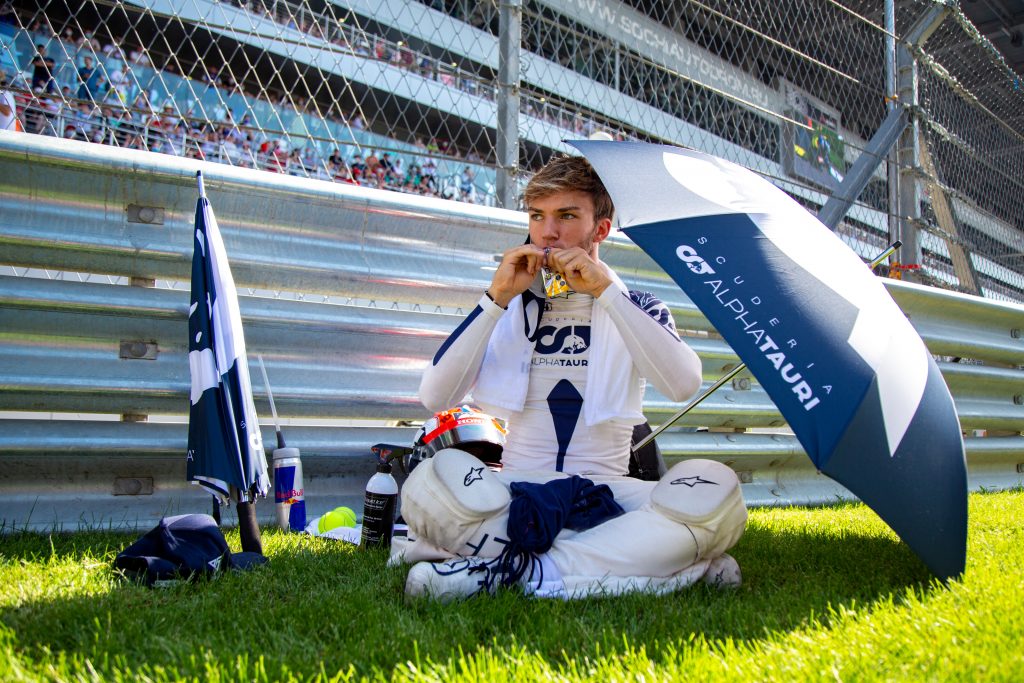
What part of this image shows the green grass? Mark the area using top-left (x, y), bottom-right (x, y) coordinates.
top-left (2, 491), bottom-right (1023, 682)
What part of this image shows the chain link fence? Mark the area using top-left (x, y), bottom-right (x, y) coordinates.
top-left (2, 0), bottom-right (1022, 300)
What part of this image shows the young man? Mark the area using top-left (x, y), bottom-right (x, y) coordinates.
top-left (402, 154), bottom-right (745, 601)
top-left (420, 154), bottom-right (703, 476)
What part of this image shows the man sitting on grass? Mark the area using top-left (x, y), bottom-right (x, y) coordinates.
top-left (394, 153), bottom-right (747, 600)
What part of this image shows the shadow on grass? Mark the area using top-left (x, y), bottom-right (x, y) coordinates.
top-left (0, 511), bottom-right (941, 679)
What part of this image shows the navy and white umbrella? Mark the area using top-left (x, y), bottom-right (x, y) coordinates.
top-left (573, 141), bottom-right (968, 579)
top-left (186, 172), bottom-right (270, 509)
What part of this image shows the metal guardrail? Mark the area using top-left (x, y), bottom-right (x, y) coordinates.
top-left (1, 133), bottom-right (1023, 531)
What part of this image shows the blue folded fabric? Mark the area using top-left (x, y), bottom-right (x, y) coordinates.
top-left (114, 513), bottom-right (267, 586)
top-left (495, 475), bottom-right (624, 586)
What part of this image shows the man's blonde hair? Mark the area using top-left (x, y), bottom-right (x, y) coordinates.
top-left (523, 154), bottom-right (614, 222)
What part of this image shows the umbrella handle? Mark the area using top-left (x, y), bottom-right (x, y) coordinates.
top-left (633, 241), bottom-right (903, 455)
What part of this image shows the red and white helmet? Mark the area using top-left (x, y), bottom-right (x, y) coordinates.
top-left (410, 405), bottom-right (507, 469)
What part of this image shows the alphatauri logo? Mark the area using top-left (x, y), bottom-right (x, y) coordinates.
top-left (676, 244), bottom-right (716, 275)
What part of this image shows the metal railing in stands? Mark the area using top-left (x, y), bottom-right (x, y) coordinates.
top-left (1, 133), bottom-right (1022, 531)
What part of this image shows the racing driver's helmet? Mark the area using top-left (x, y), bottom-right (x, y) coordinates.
top-left (408, 405), bottom-right (507, 471)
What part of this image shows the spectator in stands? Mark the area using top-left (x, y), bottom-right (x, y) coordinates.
top-left (238, 139), bottom-right (255, 167)
top-left (374, 39), bottom-right (393, 63)
top-left (0, 79), bottom-right (20, 132)
top-left (334, 162), bottom-right (357, 184)
top-left (105, 62), bottom-right (129, 104)
top-left (287, 148), bottom-right (303, 175)
top-left (421, 157), bottom-right (437, 190)
top-left (350, 153), bottom-right (366, 179)
top-left (365, 152), bottom-right (383, 182)
top-left (159, 102), bottom-right (179, 132)
top-left (301, 145), bottom-right (317, 172)
top-left (73, 101), bottom-right (96, 140)
top-left (29, 45), bottom-right (57, 94)
top-left (404, 163), bottom-right (423, 192)
top-left (102, 37), bottom-right (125, 61)
top-left (459, 166), bottom-right (476, 203)
top-left (76, 56), bottom-right (96, 101)
top-left (399, 44), bottom-right (415, 70)
top-left (418, 55), bottom-right (435, 78)
top-left (91, 72), bottom-right (108, 102)
top-left (76, 31), bottom-right (101, 52)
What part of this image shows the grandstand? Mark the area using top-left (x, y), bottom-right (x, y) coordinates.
top-left (2, 0), bottom-right (1022, 301)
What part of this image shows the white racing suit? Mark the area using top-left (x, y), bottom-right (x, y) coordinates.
top-left (394, 448), bottom-right (747, 600)
top-left (407, 272), bottom-right (737, 599)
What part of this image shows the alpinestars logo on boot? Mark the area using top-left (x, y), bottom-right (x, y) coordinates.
top-left (463, 466), bottom-right (484, 486)
top-left (670, 475), bottom-right (718, 487)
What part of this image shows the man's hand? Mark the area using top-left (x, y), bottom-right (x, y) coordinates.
top-left (488, 244), bottom-right (546, 307)
top-left (546, 247), bottom-right (612, 297)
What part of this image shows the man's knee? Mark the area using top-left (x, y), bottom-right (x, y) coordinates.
top-left (650, 459), bottom-right (747, 560)
top-left (400, 448), bottom-right (511, 555)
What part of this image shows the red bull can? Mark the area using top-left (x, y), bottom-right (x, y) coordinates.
top-left (272, 447), bottom-right (306, 531)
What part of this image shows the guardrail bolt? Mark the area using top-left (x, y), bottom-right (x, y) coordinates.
top-left (1014, 395), bottom-right (1023, 406)
top-left (126, 204), bottom-right (165, 225)
top-left (738, 471), bottom-right (753, 483)
top-left (1012, 328), bottom-right (1021, 339)
top-left (731, 377), bottom-right (751, 391)
top-left (1017, 464), bottom-right (1024, 474)
top-left (120, 340), bottom-right (159, 360)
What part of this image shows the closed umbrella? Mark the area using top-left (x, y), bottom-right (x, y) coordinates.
top-left (186, 171), bottom-right (270, 553)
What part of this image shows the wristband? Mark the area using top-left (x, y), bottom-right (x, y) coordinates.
top-left (484, 290), bottom-right (507, 310)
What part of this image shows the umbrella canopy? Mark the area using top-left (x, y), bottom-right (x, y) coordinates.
top-left (573, 140), bottom-right (967, 579)
top-left (186, 173), bottom-right (270, 504)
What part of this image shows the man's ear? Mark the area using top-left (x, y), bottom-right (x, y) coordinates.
top-left (593, 217), bottom-right (613, 245)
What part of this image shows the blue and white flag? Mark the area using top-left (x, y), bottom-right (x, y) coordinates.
top-left (573, 140), bottom-right (968, 579)
top-left (186, 172), bottom-right (269, 503)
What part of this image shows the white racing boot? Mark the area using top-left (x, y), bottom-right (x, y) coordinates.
top-left (405, 552), bottom-right (560, 603)
top-left (701, 553), bottom-right (742, 589)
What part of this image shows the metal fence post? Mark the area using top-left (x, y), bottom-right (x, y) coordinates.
top-left (895, 3), bottom-right (951, 281)
top-left (496, 0), bottom-right (522, 210)
top-left (885, 0), bottom-right (899, 263)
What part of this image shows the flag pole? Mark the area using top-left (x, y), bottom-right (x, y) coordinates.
top-left (633, 241), bottom-right (902, 454)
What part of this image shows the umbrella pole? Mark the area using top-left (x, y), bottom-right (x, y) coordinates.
top-left (633, 241), bottom-right (902, 455)
top-left (212, 495), bottom-right (221, 524)
top-left (632, 363), bottom-right (746, 453)
top-left (231, 484), bottom-right (264, 555)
